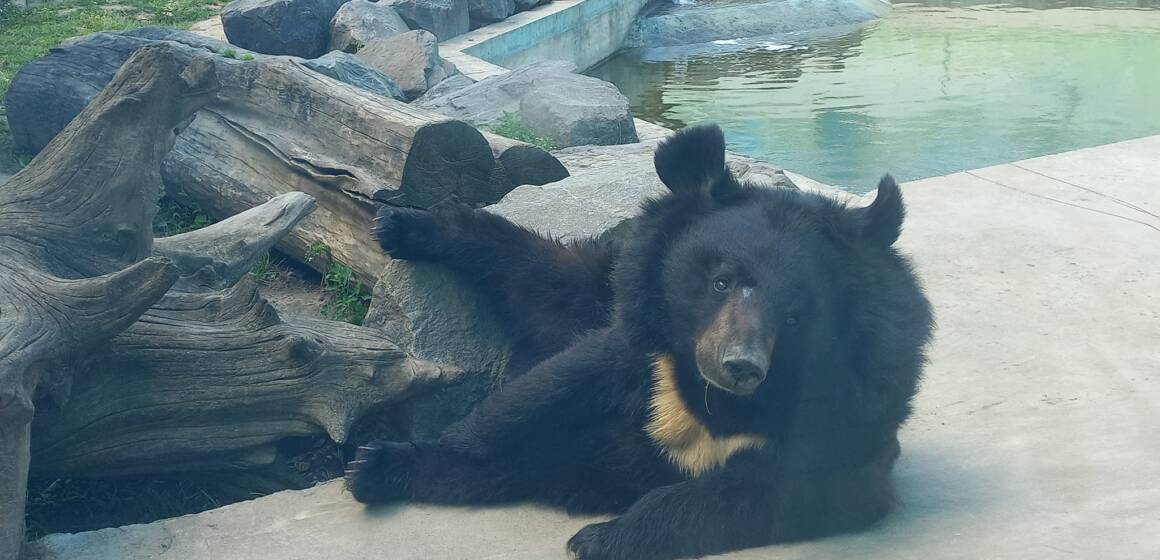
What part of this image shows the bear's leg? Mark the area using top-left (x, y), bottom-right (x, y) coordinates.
top-left (345, 439), bottom-right (547, 506)
top-left (567, 450), bottom-right (779, 560)
top-left (567, 447), bottom-right (898, 560)
top-left (436, 328), bottom-right (646, 460)
top-left (374, 204), bottom-right (617, 359)
top-left (347, 329), bottom-right (653, 507)
top-left (345, 434), bottom-right (647, 514)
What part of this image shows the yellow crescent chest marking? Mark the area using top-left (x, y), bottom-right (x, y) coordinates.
top-left (644, 354), bottom-right (767, 477)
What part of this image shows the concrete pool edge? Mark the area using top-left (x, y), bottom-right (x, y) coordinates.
top-left (440, 0), bottom-right (652, 79)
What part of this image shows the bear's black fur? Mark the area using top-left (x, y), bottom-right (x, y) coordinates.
top-left (347, 124), bottom-right (934, 560)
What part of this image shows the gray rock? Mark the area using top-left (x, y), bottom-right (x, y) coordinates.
top-left (628, 0), bottom-right (883, 48)
top-left (356, 30), bottom-right (458, 100)
top-left (468, 0), bottom-right (514, 29)
top-left (382, 0), bottom-right (470, 41)
top-left (0, 173), bottom-right (11, 186)
top-left (416, 59), bottom-right (639, 147)
top-left (414, 60), bottom-right (575, 126)
top-left (364, 260), bottom-right (510, 439)
top-left (329, 0), bottom-right (410, 53)
top-left (221, 0), bottom-right (348, 58)
top-left (411, 72), bottom-right (474, 105)
top-left (4, 28), bottom-right (252, 154)
top-left (304, 51), bottom-right (407, 100)
top-left (551, 142), bottom-right (798, 192)
top-left (486, 153), bottom-right (662, 242)
top-left (518, 74), bottom-right (638, 147)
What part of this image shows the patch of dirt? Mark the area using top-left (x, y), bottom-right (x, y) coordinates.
top-left (253, 252), bottom-right (328, 320)
top-left (188, 16), bottom-right (228, 43)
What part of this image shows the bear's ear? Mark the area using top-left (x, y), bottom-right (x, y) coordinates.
top-left (849, 175), bottom-right (905, 247)
top-left (654, 124), bottom-right (728, 197)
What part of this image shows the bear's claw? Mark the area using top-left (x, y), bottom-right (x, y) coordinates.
top-left (567, 520), bottom-right (620, 560)
top-left (344, 441), bottom-right (415, 505)
top-left (372, 206), bottom-right (438, 261)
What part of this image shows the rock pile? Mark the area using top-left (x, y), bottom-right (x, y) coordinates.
top-left (417, 60), bottom-right (639, 148)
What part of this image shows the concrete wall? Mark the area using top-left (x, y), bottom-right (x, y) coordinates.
top-left (456, 0), bottom-right (652, 73)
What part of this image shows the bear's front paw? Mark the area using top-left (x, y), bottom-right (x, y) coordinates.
top-left (372, 206), bottom-right (438, 260)
top-left (567, 520), bottom-right (621, 560)
top-left (344, 441), bottom-right (416, 505)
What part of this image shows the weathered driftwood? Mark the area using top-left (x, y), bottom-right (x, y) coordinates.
top-left (2, 45), bottom-right (470, 555)
top-left (30, 193), bottom-right (462, 478)
top-left (0, 45), bottom-right (211, 560)
top-left (30, 277), bottom-right (462, 478)
top-left (161, 55), bottom-right (507, 284)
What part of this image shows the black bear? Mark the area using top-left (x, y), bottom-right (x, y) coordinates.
top-left (347, 124), bottom-right (934, 559)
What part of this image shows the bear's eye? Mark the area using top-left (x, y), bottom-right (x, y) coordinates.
top-left (712, 276), bottom-right (733, 293)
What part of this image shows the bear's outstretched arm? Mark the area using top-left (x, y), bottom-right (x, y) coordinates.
top-left (567, 450), bottom-right (779, 560)
top-left (374, 204), bottom-right (617, 360)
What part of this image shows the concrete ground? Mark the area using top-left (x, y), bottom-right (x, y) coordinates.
top-left (24, 136), bottom-right (1160, 559)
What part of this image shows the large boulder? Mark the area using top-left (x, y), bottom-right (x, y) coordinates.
top-left (518, 74), bottom-right (637, 147)
top-left (628, 0), bottom-right (884, 48)
top-left (414, 60), bottom-right (575, 125)
top-left (221, 0), bottom-right (349, 58)
top-left (416, 60), bottom-right (637, 147)
top-left (412, 72), bottom-right (474, 105)
top-left (356, 30), bottom-right (458, 100)
top-left (303, 51), bottom-right (407, 100)
top-left (488, 149), bottom-right (663, 243)
top-left (329, 0), bottom-right (410, 53)
top-left (382, 0), bottom-right (470, 40)
top-left (468, 0), bottom-right (514, 28)
top-left (363, 261), bottom-right (511, 439)
top-left (4, 28), bottom-right (251, 154)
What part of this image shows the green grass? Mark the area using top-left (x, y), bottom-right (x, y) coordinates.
top-left (486, 112), bottom-right (558, 151)
top-left (304, 242), bottom-right (371, 325)
top-left (0, 0), bottom-right (223, 171)
top-left (249, 251), bottom-right (282, 285)
top-left (0, 0), bottom-right (221, 100)
top-left (153, 196), bottom-right (213, 237)
top-left (321, 262), bottom-right (371, 325)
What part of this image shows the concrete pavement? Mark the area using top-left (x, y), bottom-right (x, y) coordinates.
top-left (24, 135), bottom-right (1160, 559)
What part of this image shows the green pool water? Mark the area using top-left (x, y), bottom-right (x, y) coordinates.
top-left (590, 1), bottom-right (1160, 192)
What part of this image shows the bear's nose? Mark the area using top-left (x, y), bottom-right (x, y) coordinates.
top-left (722, 357), bottom-right (767, 389)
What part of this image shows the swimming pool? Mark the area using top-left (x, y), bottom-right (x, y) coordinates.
top-left (590, 0), bottom-right (1160, 192)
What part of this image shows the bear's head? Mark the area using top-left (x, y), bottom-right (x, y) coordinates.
top-left (613, 124), bottom-right (932, 438)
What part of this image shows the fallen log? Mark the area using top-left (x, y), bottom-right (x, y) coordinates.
top-left (162, 56), bottom-right (502, 284)
top-left (2, 45), bottom-right (470, 555)
top-left (6, 29), bottom-right (572, 284)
